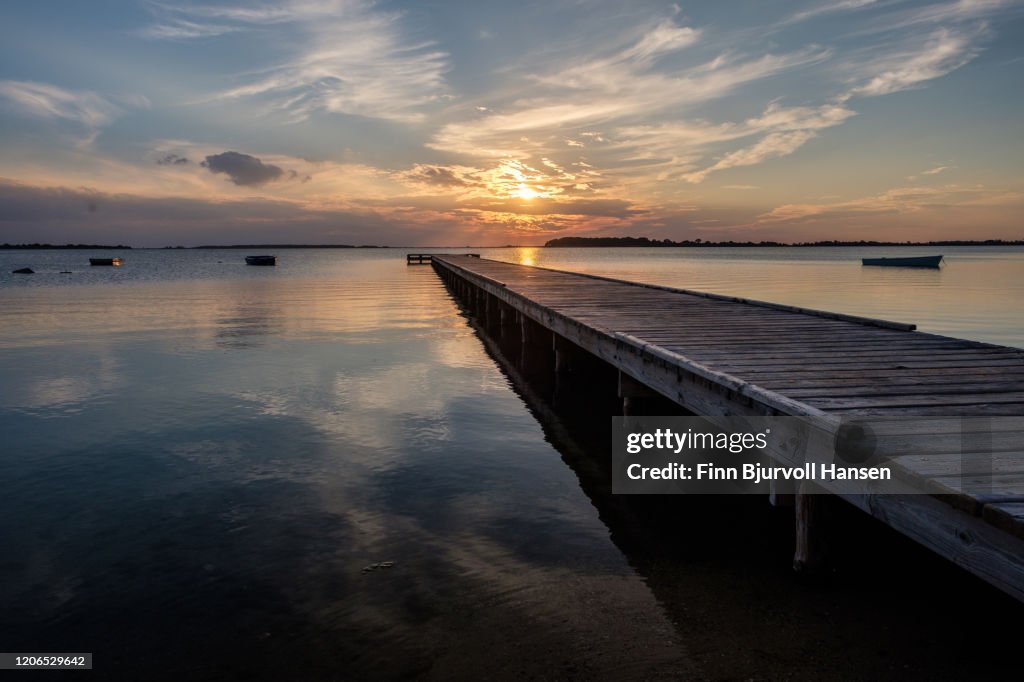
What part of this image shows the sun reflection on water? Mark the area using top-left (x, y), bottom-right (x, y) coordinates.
top-left (517, 248), bottom-right (538, 266)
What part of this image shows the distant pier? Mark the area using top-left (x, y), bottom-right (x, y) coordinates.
top-left (428, 254), bottom-right (1024, 602)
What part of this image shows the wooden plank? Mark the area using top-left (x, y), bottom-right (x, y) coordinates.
top-left (755, 373), bottom-right (1024, 390)
top-left (710, 359), bottom-right (1024, 372)
top-left (779, 382), bottom-right (1024, 398)
top-left (892, 452), bottom-right (1024, 478)
top-left (805, 393), bottom-right (1024, 410)
top-left (832, 404), bottom-right (1024, 417)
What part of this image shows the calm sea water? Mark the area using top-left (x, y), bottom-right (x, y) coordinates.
top-left (1, 247), bottom-right (1022, 680)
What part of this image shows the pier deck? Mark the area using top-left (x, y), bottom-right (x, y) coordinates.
top-left (430, 255), bottom-right (1024, 601)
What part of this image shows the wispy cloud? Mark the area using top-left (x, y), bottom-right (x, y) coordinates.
top-left (429, 17), bottom-right (830, 159)
top-left (784, 0), bottom-right (880, 26)
top-left (151, 1), bottom-right (449, 122)
top-left (685, 130), bottom-right (818, 183)
top-left (848, 27), bottom-right (981, 97)
top-left (850, 0), bottom-right (1019, 35)
top-left (757, 183), bottom-right (1022, 224)
top-left (139, 18), bottom-right (240, 40)
top-left (615, 102), bottom-right (855, 183)
top-left (0, 80), bottom-right (122, 128)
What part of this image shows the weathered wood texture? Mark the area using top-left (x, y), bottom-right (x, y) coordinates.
top-left (432, 255), bottom-right (1024, 601)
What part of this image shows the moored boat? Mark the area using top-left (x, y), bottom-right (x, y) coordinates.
top-left (89, 257), bottom-right (124, 266)
top-left (862, 255), bottom-right (943, 268)
top-left (245, 255), bottom-right (277, 266)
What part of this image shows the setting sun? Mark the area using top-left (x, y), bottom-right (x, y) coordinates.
top-left (514, 183), bottom-right (539, 200)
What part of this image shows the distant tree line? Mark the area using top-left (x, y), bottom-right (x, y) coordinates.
top-left (1, 243), bottom-right (132, 249)
top-left (544, 236), bottom-right (1024, 248)
top-left (191, 244), bottom-right (386, 249)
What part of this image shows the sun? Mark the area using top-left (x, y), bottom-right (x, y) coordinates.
top-left (513, 183), bottom-right (539, 200)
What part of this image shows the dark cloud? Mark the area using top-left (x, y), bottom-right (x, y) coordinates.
top-left (156, 154), bottom-right (190, 166)
top-left (469, 197), bottom-right (646, 219)
top-left (0, 179), bottom-right (454, 246)
top-left (201, 151), bottom-right (285, 186)
top-left (401, 164), bottom-right (479, 187)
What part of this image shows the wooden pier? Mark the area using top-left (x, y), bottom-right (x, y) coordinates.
top-left (407, 253), bottom-right (479, 265)
top-left (430, 255), bottom-right (1024, 601)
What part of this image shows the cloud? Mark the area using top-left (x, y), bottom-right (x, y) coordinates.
top-left (0, 178), bottom-right (641, 245)
top-left (429, 34), bottom-right (830, 158)
top-left (757, 184), bottom-right (1023, 224)
top-left (427, 4), bottom-right (1004, 190)
top-left (849, 28), bottom-right (981, 97)
top-left (922, 165), bottom-right (952, 175)
top-left (156, 154), bottom-right (190, 166)
top-left (685, 131), bottom-right (818, 183)
top-left (619, 19), bottom-right (700, 62)
top-left (0, 178), bottom-right (448, 245)
top-left (465, 197), bottom-right (644, 219)
top-left (201, 151), bottom-right (285, 186)
top-left (397, 164), bottom-right (480, 188)
top-left (850, 0), bottom-right (1018, 35)
top-left (785, 0), bottom-right (879, 25)
top-left (139, 18), bottom-right (239, 40)
top-left (160, 0), bottom-right (449, 122)
top-left (612, 102), bottom-right (854, 183)
top-left (0, 80), bottom-right (121, 128)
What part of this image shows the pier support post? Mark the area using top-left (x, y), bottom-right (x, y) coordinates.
top-left (770, 479), bottom-right (796, 507)
top-left (520, 314), bottom-right (553, 374)
top-left (498, 303), bottom-right (517, 340)
top-left (618, 371), bottom-right (662, 416)
top-left (482, 292), bottom-right (496, 329)
top-left (793, 482), bottom-right (829, 574)
top-left (553, 335), bottom-right (587, 375)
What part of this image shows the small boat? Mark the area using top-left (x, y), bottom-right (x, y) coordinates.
top-left (89, 257), bottom-right (124, 266)
top-left (12, 267), bottom-right (34, 274)
top-left (862, 255), bottom-right (943, 268)
top-left (245, 255), bottom-right (277, 266)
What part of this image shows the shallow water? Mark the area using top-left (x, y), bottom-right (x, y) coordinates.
top-left (1, 247), bottom-right (1022, 680)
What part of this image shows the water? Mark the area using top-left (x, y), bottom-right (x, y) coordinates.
top-left (7, 246), bottom-right (1021, 347)
top-left (1, 247), bottom-right (1022, 680)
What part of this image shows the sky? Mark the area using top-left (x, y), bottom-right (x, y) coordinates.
top-left (0, 0), bottom-right (1022, 246)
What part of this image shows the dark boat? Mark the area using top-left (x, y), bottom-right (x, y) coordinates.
top-left (862, 255), bottom-right (943, 268)
top-left (89, 257), bottom-right (124, 266)
top-left (245, 255), bottom-right (277, 266)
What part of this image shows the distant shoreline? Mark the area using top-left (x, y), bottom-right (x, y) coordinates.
top-left (1, 243), bottom-right (133, 250)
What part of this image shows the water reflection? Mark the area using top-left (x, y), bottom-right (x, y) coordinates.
top-left (0, 258), bottom-right (691, 680)
top-left (517, 247), bottom-right (538, 266)
top-left (1, 250), bottom-right (1022, 681)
